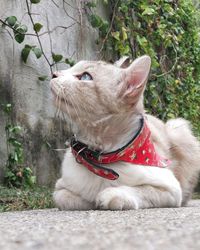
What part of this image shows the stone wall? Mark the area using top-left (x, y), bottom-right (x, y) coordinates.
top-left (0, 0), bottom-right (107, 186)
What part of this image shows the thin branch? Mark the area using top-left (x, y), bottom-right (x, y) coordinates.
top-left (25, 0), bottom-right (53, 74)
top-left (98, 0), bottom-right (120, 54)
top-left (0, 18), bottom-right (76, 38)
top-left (56, 23), bottom-right (76, 35)
top-left (1, 27), bottom-right (14, 40)
top-left (0, 18), bottom-right (38, 37)
top-left (76, 0), bottom-right (83, 26)
top-left (152, 44), bottom-right (178, 78)
top-left (0, 19), bottom-right (28, 35)
top-left (63, 0), bottom-right (81, 25)
top-left (46, 14), bottom-right (55, 70)
top-left (63, 0), bottom-right (78, 10)
top-left (50, 0), bottom-right (60, 8)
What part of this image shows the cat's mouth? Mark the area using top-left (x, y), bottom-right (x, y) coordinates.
top-left (50, 85), bottom-right (73, 107)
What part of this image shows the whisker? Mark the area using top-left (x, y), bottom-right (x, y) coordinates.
top-left (67, 93), bottom-right (84, 128)
top-left (57, 91), bottom-right (63, 119)
top-left (54, 89), bottom-right (62, 118)
top-left (60, 88), bottom-right (74, 129)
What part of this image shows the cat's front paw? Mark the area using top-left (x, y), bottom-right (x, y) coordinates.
top-left (53, 189), bottom-right (93, 210)
top-left (96, 187), bottom-right (139, 210)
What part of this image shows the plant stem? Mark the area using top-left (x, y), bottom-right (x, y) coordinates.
top-left (25, 0), bottom-right (53, 74)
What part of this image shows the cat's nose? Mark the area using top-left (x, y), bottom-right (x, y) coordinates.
top-left (52, 72), bottom-right (58, 79)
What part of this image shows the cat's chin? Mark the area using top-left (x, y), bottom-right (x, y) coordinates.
top-left (51, 90), bottom-right (73, 109)
top-left (50, 82), bottom-right (70, 104)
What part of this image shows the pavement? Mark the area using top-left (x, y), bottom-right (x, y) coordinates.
top-left (0, 200), bottom-right (200, 250)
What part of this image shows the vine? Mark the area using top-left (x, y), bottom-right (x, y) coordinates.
top-left (0, 0), bottom-right (76, 80)
top-left (1, 0), bottom-right (199, 132)
top-left (2, 104), bottom-right (36, 188)
top-left (0, 0), bottom-right (80, 186)
top-left (86, 0), bottom-right (200, 136)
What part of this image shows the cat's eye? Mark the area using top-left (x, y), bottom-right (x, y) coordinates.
top-left (78, 72), bottom-right (93, 81)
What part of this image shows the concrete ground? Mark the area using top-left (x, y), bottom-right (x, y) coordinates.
top-left (0, 200), bottom-right (200, 250)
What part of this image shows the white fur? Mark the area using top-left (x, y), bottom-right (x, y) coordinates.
top-left (52, 56), bottom-right (200, 210)
top-left (53, 149), bottom-right (182, 210)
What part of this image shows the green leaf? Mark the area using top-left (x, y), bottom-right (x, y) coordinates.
top-left (65, 58), bottom-right (75, 66)
top-left (14, 152), bottom-right (18, 162)
top-left (111, 31), bottom-right (120, 41)
top-left (142, 7), bottom-right (155, 15)
top-left (121, 27), bottom-right (128, 41)
top-left (21, 45), bottom-right (32, 63)
top-left (4, 104), bottom-right (12, 114)
top-left (20, 25), bottom-right (28, 33)
top-left (33, 23), bottom-right (43, 32)
top-left (38, 75), bottom-right (48, 81)
top-left (52, 53), bottom-right (63, 63)
top-left (14, 33), bottom-right (25, 43)
top-left (8, 138), bottom-right (22, 147)
top-left (136, 35), bottom-right (148, 47)
top-left (23, 167), bottom-right (32, 175)
top-left (14, 25), bottom-right (27, 35)
top-left (99, 21), bottom-right (109, 36)
top-left (25, 44), bottom-right (33, 49)
top-left (167, 113), bottom-right (176, 119)
top-left (85, 2), bottom-right (96, 8)
top-left (89, 14), bottom-right (102, 28)
top-left (30, 0), bottom-right (41, 4)
top-left (13, 25), bottom-right (27, 44)
top-left (6, 16), bottom-right (17, 26)
top-left (9, 126), bottom-right (22, 133)
top-left (120, 4), bottom-right (128, 13)
top-left (32, 47), bottom-right (42, 59)
top-left (29, 175), bottom-right (36, 186)
top-left (44, 140), bottom-right (52, 149)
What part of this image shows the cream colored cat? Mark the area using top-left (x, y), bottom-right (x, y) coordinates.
top-left (50, 55), bottom-right (200, 210)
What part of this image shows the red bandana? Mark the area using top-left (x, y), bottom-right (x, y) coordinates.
top-left (71, 117), bottom-right (171, 180)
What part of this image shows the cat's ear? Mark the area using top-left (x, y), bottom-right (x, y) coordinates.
top-left (115, 56), bottom-right (131, 68)
top-left (122, 55), bottom-right (151, 101)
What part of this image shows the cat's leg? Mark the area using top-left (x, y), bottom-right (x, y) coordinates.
top-left (53, 178), bottom-right (94, 210)
top-left (96, 183), bottom-right (182, 210)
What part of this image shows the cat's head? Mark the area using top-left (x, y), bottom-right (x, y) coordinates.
top-left (50, 55), bottom-right (151, 128)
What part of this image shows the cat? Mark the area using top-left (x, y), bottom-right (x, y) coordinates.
top-left (50, 55), bottom-right (200, 210)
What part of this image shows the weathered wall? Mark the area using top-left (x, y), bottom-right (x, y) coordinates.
top-left (0, 0), bottom-right (106, 186)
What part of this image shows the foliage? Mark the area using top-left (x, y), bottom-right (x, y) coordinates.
top-left (4, 16), bottom-right (28, 43)
top-left (0, 0), bottom-right (76, 188)
top-left (87, 0), bottom-right (200, 136)
top-left (0, 186), bottom-right (54, 212)
top-left (0, 0), bottom-right (75, 80)
top-left (21, 44), bottom-right (42, 63)
top-left (2, 104), bottom-right (36, 188)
